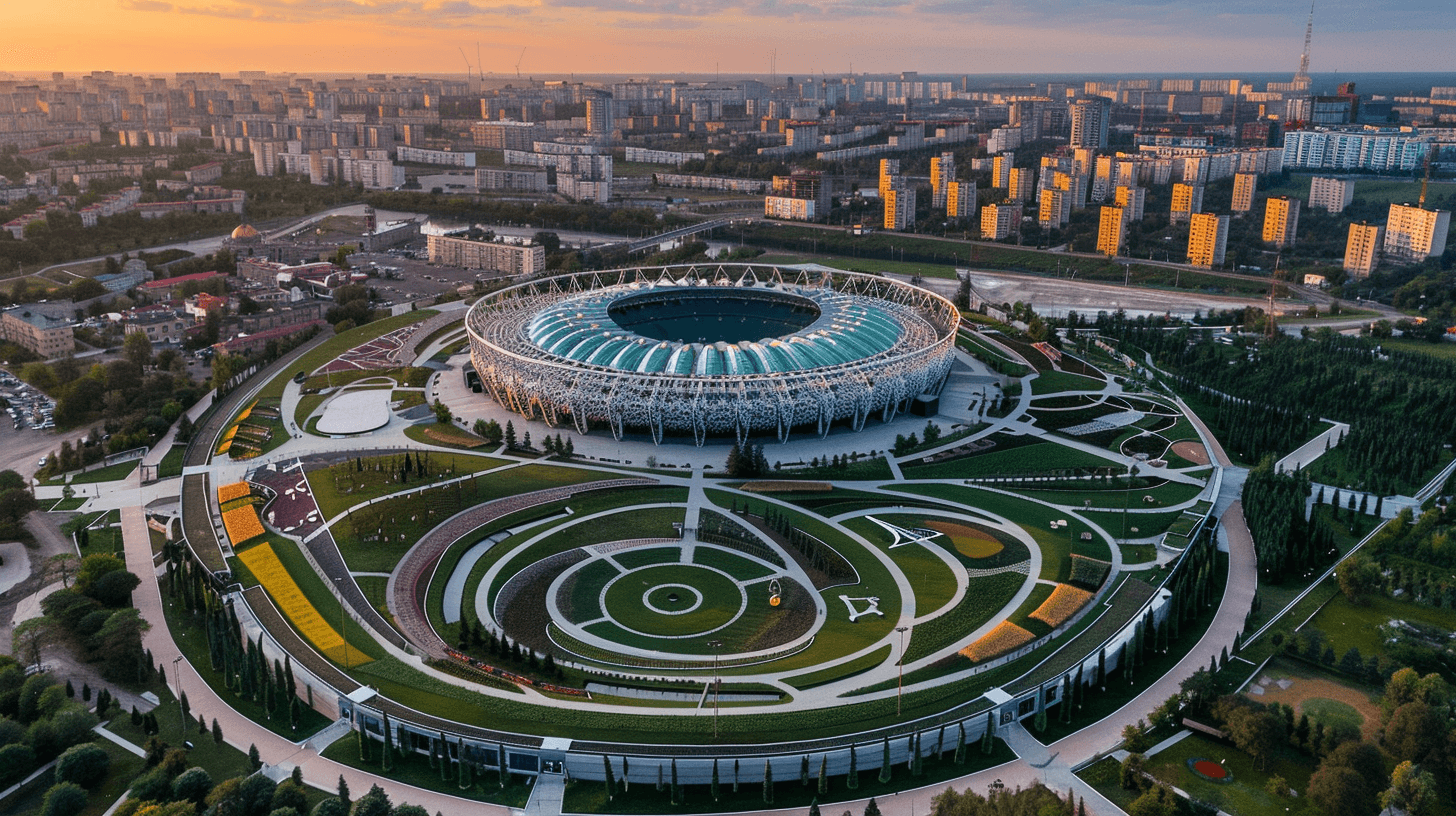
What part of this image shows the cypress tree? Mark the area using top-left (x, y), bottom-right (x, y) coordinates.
top-left (955, 723), bottom-right (966, 765)
top-left (762, 760), bottom-right (773, 804)
top-left (848, 743), bottom-right (859, 788)
top-left (671, 758), bottom-right (680, 805)
top-left (458, 739), bottom-right (470, 789)
top-left (711, 758), bottom-right (720, 801)
top-left (879, 736), bottom-right (891, 783)
top-left (818, 755), bottom-right (828, 795)
top-left (801, 754), bottom-right (810, 786)
top-left (603, 756), bottom-right (615, 801)
top-left (381, 712), bottom-right (393, 772)
top-left (498, 743), bottom-right (508, 788)
top-left (733, 759), bottom-right (739, 793)
top-left (982, 711), bottom-right (995, 754)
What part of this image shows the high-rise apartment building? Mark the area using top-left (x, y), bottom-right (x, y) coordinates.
top-left (947, 180), bottom-right (976, 219)
top-left (1308, 176), bottom-right (1355, 214)
top-left (883, 185), bottom-right (916, 231)
top-left (930, 153), bottom-right (955, 208)
top-left (992, 153), bottom-right (1014, 189)
top-left (1383, 204), bottom-right (1451, 263)
top-left (1069, 97), bottom-right (1110, 149)
top-left (1343, 222), bottom-right (1383, 277)
top-left (981, 203), bottom-right (1021, 240)
top-left (1114, 186), bottom-right (1146, 222)
top-left (1187, 213), bottom-right (1230, 269)
top-left (878, 158), bottom-right (901, 198)
top-left (1008, 168), bottom-right (1035, 203)
top-left (1038, 188), bottom-right (1070, 229)
top-left (1231, 173), bottom-right (1258, 213)
top-left (1097, 206), bottom-right (1126, 257)
top-left (1263, 196), bottom-right (1301, 246)
top-left (1170, 183), bottom-right (1204, 224)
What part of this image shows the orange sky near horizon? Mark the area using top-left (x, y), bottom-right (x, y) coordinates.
top-left (5, 0), bottom-right (1455, 76)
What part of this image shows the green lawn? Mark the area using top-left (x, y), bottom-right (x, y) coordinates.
top-left (1377, 337), bottom-right (1456, 361)
top-left (1141, 732), bottom-right (1318, 816)
top-left (1016, 479), bottom-right (1207, 509)
top-left (307, 451), bottom-right (509, 519)
top-left (105, 681), bottom-right (256, 782)
top-left (900, 440), bottom-right (1119, 480)
top-left (1304, 587), bottom-right (1456, 662)
top-left (1031, 369), bottom-right (1106, 395)
top-left (603, 563), bottom-right (743, 636)
top-left (885, 483), bottom-right (1112, 582)
top-left (46, 459), bottom-right (139, 485)
top-left (157, 444), bottom-right (187, 478)
top-left (784, 644), bottom-right (892, 690)
top-left (842, 516), bottom-right (960, 618)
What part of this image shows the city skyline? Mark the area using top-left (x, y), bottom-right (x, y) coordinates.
top-left (5, 0), bottom-right (1456, 76)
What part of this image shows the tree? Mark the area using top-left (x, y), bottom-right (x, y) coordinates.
top-left (92, 608), bottom-right (150, 683)
top-left (12, 617), bottom-right (54, 672)
top-left (1380, 761), bottom-right (1437, 816)
top-left (432, 399), bottom-right (452, 425)
top-left (1223, 707), bottom-right (1283, 770)
top-left (172, 767), bottom-right (214, 805)
top-left (351, 784), bottom-right (392, 816)
top-left (762, 760), bottom-right (773, 804)
top-left (863, 797), bottom-right (881, 816)
top-left (1308, 765), bottom-right (1375, 816)
top-left (1383, 703), bottom-right (1444, 764)
top-left (1336, 554), bottom-right (1381, 605)
top-left (54, 744), bottom-right (109, 788)
top-left (46, 554), bottom-right (80, 589)
top-left (40, 782), bottom-right (87, 816)
top-left (123, 330), bottom-right (153, 374)
top-left (602, 755), bottom-right (615, 801)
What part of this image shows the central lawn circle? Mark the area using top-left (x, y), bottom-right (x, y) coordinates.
top-left (603, 564), bottom-right (745, 638)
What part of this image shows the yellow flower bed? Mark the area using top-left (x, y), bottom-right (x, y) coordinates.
top-left (960, 621), bottom-right (1034, 663)
top-left (217, 481), bottom-right (252, 504)
top-left (236, 401), bottom-right (255, 423)
top-left (221, 503), bottom-right (266, 546)
top-left (238, 543), bottom-right (370, 667)
top-left (215, 426), bottom-right (237, 455)
top-left (1029, 583), bottom-right (1093, 628)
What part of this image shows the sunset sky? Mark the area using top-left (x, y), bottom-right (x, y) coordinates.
top-left (5, 0), bottom-right (1455, 76)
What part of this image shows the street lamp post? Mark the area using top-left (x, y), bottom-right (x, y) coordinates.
top-left (172, 655), bottom-right (184, 736)
top-left (895, 626), bottom-right (909, 716)
top-left (334, 577), bottom-right (350, 669)
top-left (707, 640), bottom-right (722, 738)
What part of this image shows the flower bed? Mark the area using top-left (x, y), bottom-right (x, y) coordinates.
top-left (959, 620), bottom-right (1034, 662)
top-left (217, 481), bottom-right (252, 504)
top-left (1068, 554), bottom-right (1111, 589)
top-left (1187, 758), bottom-right (1232, 783)
top-left (238, 542), bottom-right (369, 666)
top-left (222, 503), bottom-right (266, 545)
top-left (1029, 583), bottom-right (1093, 627)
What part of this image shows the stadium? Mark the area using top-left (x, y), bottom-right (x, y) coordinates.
top-left (464, 264), bottom-right (960, 443)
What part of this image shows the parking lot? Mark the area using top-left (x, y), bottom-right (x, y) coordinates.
top-left (0, 370), bottom-right (56, 432)
top-left (350, 244), bottom-right (522, 308)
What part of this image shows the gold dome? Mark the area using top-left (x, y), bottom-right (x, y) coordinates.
top-left (230, 224), bottom-right (259, 239)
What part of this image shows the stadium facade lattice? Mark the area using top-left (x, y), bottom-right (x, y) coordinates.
top-left (465, 264), bottom-right (959, 444)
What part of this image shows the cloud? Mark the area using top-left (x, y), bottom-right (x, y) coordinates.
top-left (613, 14), bottom-right (701, 26)
top-left (118, 0), bottom-right (175, 10)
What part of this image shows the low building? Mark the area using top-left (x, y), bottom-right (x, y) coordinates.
top-left (213, 320), bottom-right (327, 357)
top-left (427, 234), bottom-right (546, 276)
top-left (1, 303), bottom-right (75, 357)
top-left (764, 196), bottom-right (815, 221)
top-left (141, 271), bottom-right (225, 301)
top-left (476, 168), bottom-right (549, 193)
top-left (122, 305), bottom-right (191, 345)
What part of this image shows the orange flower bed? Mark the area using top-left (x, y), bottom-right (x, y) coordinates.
top-left (222, 503), bottom-right (266, 545)
top-left (959, 621), bottom-right (1035, 663)
top-left (1029, 583), bottom-right (1093, 628)
top-left (217, 482), bottom-right (252, 504)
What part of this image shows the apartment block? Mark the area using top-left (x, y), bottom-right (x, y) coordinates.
top-left (1231, 173), bottom-right (1257, 213)
top-left (1038, 188), bottom-right (1070, 229)
top-left (1187, 213), bottom-right (1230, 269)
top-left (883, 185), bottom-right (916, 231)
top-left (1344, 222), bottom-right (1384, 277)
top-left (1097, 206), bottom-right (1126, 257)
top-left (1170, 183), bottom-right (1204, 224)
top-left (476, 167), bottom-right (549, 193)
top-left (1114, 186), bottom-right (1146, 222)
top-left (1, 304), bottom-right (74, 357)
top-left (992, 153), bottom-right (1014, 189)
top-left (1383, 204), bottom-right (1451, 263)
top-left (930, 153), bottom-right (954, 208)
top-left (427, 234), bottom-right (546, 276)
top-left (1008, 168), bottom-right (1035, 203)
top-left (764, 196), bottom-right (815, 221)
top-left (947, 180), bottom-right (976, 219)
top-left (981, 203), bottom-right (1021, 240)
top-left (1308, 176), bottom-right (1355, 214)
top-left (1263, 196), bottom-right (1301, 247)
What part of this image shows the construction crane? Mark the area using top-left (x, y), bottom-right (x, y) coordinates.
top-left (457, 47), bottom-right (473, 82)
top-left (515, 47), bottom-right (527, 80)
top-left (1294, 0), bottom-right (1315, 85)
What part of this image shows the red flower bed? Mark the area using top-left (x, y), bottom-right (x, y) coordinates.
top-left (1190, 759), bottom-right (1229, 780)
